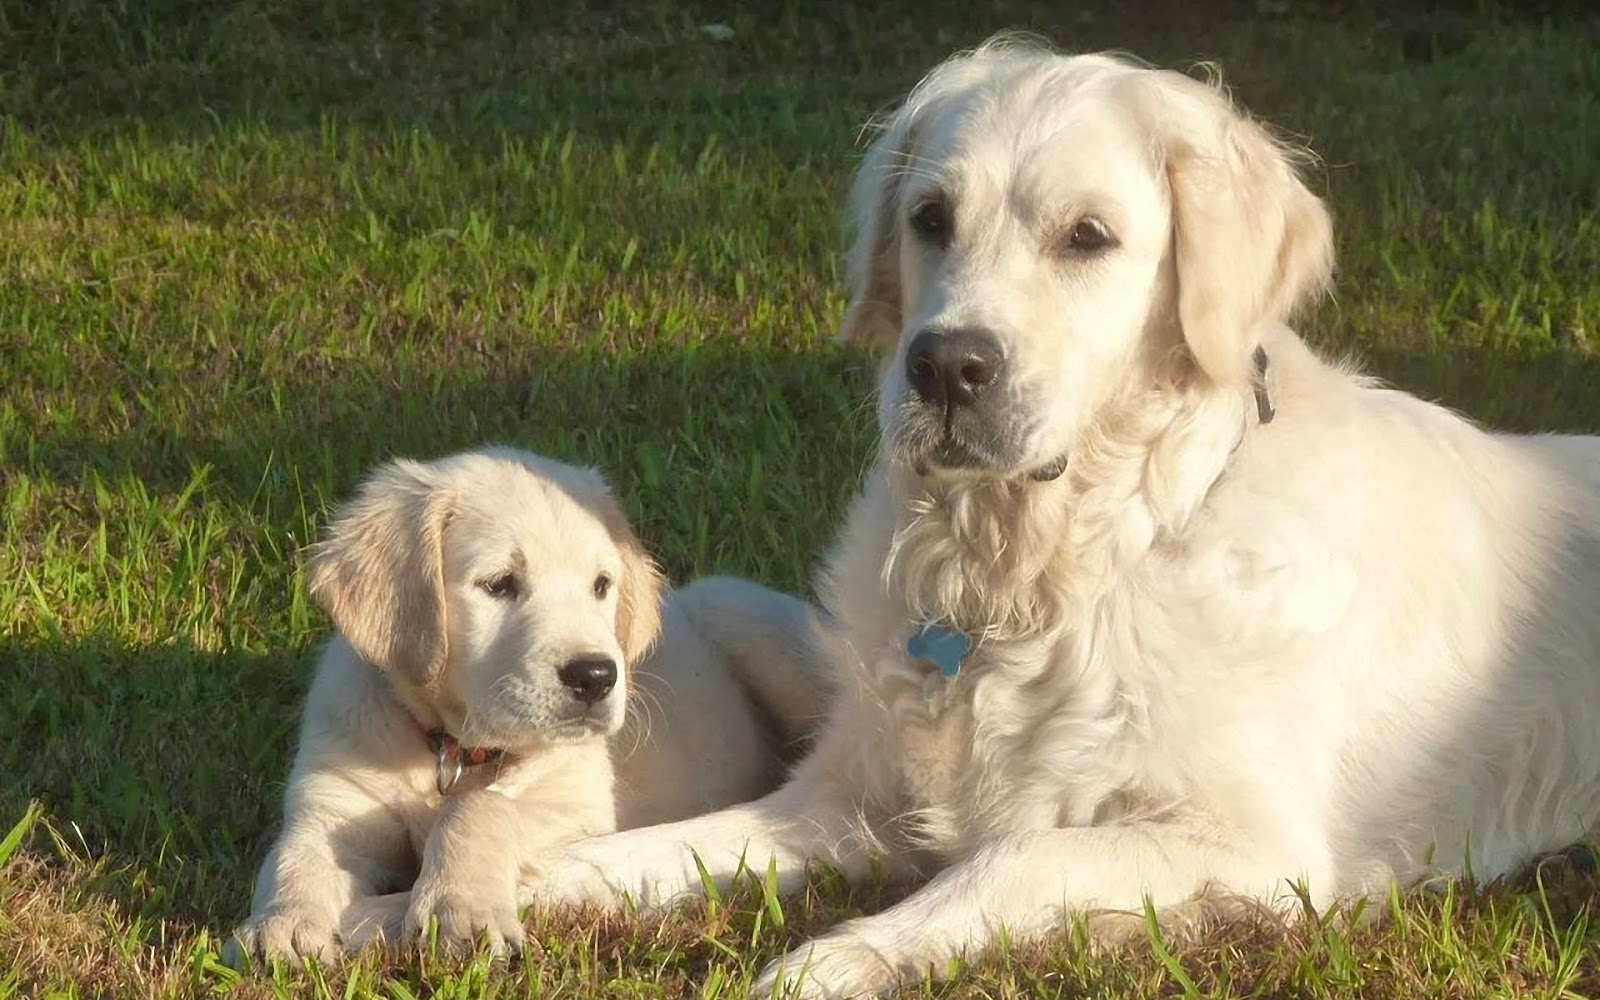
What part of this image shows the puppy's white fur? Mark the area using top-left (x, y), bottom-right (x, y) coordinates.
top-left (524, 39), bottom-right (1600, 998)
top-left (227, 447), bottom-right (827, 964)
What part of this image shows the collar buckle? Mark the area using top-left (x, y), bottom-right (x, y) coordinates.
top-left (427, 729), bottom-right (504, 797)
top-left (1252, 345), bottom-right (1275, 425)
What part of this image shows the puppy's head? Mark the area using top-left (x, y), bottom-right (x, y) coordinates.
top-left (307, 448), bottom-right (665, 749)
top-left (841, 37), bottom-right (1334, 482)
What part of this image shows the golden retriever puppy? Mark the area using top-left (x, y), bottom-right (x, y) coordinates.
top-left (522, 37), bottom-right (1600, 997)
top-left (226, 447), bottom-right (826, 965)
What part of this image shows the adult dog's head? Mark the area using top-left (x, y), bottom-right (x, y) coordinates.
top-left (841, 38), bottom-right (1334, 483)
top-left (306, 448), bottom-right (665, 750)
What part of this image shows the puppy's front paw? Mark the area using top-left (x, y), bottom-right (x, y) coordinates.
top-left (404, 880), bottom-right (524, 956)
top-left (754, 933), bottom-right (900, 999)
top-left (224, 909), bottom-right (340, 969)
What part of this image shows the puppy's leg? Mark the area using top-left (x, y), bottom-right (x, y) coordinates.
top-left (754, 821), bottom-right (1317, 999)
top-left (226, 776), bottom-right (407, 967)
top-left (403, 789), bottom-right (527, 954)
top-left (404, 748), bottom-right (619, 953)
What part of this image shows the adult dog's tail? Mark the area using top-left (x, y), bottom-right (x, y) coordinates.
top-left (670, 575), bottom-right (835, 755)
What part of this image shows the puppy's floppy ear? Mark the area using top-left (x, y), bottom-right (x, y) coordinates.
top-left (1139, 69), bottom-right (1335, 387)
top-left (594, 490), bottom-right (666, 666)
top-left (307, 459), bottom-right (454, 688)
top-left (838, 110), bottom-right (918, 349)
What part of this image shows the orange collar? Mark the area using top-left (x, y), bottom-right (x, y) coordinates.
top-left (424, 727), bottom-right (506, 796)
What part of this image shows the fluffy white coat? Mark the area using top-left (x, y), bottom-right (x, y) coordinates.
top-left (525, 40), bottom-right (1600, 997)
top-left (226, 448), bottom-right (827, 965)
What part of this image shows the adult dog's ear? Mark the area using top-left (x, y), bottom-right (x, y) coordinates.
top-left (307, 459), bottom-right (454, 688)
top-left (594, 492), bottom-right (666, 666)
top-left (838, 113), bottom-right (914, 349)
top-left (1139, 69), bottom-right (1335, 387)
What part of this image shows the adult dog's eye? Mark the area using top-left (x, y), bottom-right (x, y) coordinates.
top-left (478, 573), bottom-right (520, 600)
top-left (909, 195), bottom-right (953, 247)
top-left (592, 573), bottom-right (613, 600)
top-left (1062, 216), bottom-right (1117, 254)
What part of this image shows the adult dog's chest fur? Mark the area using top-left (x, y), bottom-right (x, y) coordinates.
top-left (861, 635), bottom-right (1143, 860)
top-left (823, 466), bottom-right (1184, 860)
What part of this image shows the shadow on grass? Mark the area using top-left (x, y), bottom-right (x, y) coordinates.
top-left (2, 634), bottom-right (302, 930)
top-left (17, 342), bottom-right (878, 584)
top-left (6, 342), bottom-right (880, 939)
top-left (9, 338), bottom-right (1600, 935)
top-left (0, 624), bottom-right (909, 940)
top-left (5, 0), bottom-right (1594, 151)
top-left (4, 1), bottom-right (1600, 994)
top-left (20, 335), bottom-right (1600, 518)
top-left (1350, 343), bottom-right (1600, 434)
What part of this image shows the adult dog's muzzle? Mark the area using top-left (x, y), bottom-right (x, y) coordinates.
top-left (897, 326), bottom-right (1071, 483)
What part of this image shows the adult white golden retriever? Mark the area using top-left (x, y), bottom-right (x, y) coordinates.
top-left (226, 447), bottom-right (827, 966)
top-left (526, 38), bottom-right (1600, 997)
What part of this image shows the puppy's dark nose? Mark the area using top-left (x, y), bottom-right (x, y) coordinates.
top-left (905, 327), bottom-right (1004, 409)
top-left (557, 657), bottom-right (617, 704)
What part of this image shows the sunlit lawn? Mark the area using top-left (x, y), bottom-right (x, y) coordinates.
top-left (3, 2), bottom-right (1598, 996)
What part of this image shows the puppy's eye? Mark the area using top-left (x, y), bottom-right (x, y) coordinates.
top-left (592, 573), bottom-right (613, 600)
top-left (478, 573), bottom-right (520, 600)
top-left (1061, 216), bottom-right (1117, 255)
top-left (909, 195), bottom-right (953, 247)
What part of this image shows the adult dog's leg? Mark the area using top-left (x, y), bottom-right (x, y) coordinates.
top-left (755, 822), bottom-right (1316, 999)
top-left (526, 756), bottom-right (892, 914)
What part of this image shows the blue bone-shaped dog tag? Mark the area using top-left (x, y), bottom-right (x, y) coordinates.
top-left (907, 622), bottom-right (972, 678)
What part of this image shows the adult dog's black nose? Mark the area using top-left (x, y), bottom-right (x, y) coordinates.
top-left (905, 327), bottom-right (1004, 409)
top-left (557, 657), bottom-right (617, 704)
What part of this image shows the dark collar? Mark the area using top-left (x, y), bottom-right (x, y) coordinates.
top-left (423, 726), bottom-right (507, 797)
top-left (1252, 345), bottom-right (1275, 425)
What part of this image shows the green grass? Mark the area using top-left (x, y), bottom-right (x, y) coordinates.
top-left (3, 1), bottom-right (1599, 996)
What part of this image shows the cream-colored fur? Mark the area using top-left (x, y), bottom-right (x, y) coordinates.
top-left (225, 447), bottom-right (828, 965)
top-left (523, 38), bottom-right (1600, 998)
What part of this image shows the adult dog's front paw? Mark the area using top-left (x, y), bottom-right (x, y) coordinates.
top-left (753, 932), bottom-right (902, 999)
top-left (523, 837), bottom-right (704, 916)
top-left (523, 852), bottom-right (629, 911)
top-left (339, 892), bottom-right (411, 955)
top-left (404, 879), bottom-right (524, 955)
top-left (223, 909), bottom-right (340, 968)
